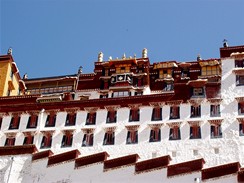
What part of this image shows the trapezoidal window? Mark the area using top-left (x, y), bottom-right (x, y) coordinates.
top-left (106, 111), bottom-right (117, 123)
top-left (210, 124), bottom-right (222, 139)
top-left (40, 134), bottom-right (52, 148)
top-left (9, 116), bottom-right (20, 130)
top-left (61, 133), bottom-right (73, 147)
top-left (238, 103), bottom-right (244, 115)
top-left (170, 106), bottom-right (180, 119)
top-left (149, 128), bottom-right (161, 142)
top-left (169, 126), bottom-right (181, 140)
top-left (189, 125), bottom-right (201, 139)
top-left (82, 133), bottom-right (94, 147)
top-left (210, 105), bottom-right (221, 117)
top-left (191, 105), bottom-right (201, 118)
top-left (235, 59), bottom-right (244, 68)
top-left (129, 109), bottom-right (140, 122)
top-left (23, 136), bottom-right (34, 145)
top-left (65, 113), bottom-right (76, 126)
top-left (239, 122), bottom-right (244, 136)
top-left (86, 113), bottom-right (96, 125)
top-left (5, 137), bottom-right (15, 146)
top-left (236, 75), bottom-right (244, 86)
top-left (103, 131), bottom-right (115, 145)
top-left (26, 115), bottom-right (38, 128)
top-left (126, 130), bottom-right (138, 144)
top-left (151, 108), bottom-right (162, 121)
top-left (45, 114), bottom-right (56, 127)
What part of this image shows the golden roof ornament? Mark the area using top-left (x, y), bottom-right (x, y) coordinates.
top-left (197, 54), bottom-right (202, 61)
top-left (98, 52), bottom-right (103, 62)
top-left (7, 47), bottom-right (12, 55)
top-left (122, 53), bottom-right (126, 59)
top-left (142, 48), bottom-right (147, 58)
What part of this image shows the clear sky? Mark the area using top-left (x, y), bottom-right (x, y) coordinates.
top-left (1, 0), bottom-right (244, 78)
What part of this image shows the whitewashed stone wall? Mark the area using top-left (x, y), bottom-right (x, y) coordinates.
top-left (0, 154), bottom-right (239, 183)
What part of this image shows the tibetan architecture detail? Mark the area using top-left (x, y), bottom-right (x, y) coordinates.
top-left (0, 44), bottom-right (244, 183)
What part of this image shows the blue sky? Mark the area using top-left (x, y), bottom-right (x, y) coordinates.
top-left (1, 0), bottom-right (244, 78)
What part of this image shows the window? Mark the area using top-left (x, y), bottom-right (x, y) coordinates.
top-left (100, 94), bottom-right (108, 98)
top-left (86, 113), bottom-right (96, 125)
top-left (61, 133), bottom-right (73, 147)
top-left (170, 106), bottom-right (180, 119)
top-left (159, 69), bottom-right (172, 79)
top-left (238, 103), bottom-right (244, 115)
top-left (45, 114), bottom-right (56, 127)
top-left (5, 137), bottom-right (15, 146)
top-left (40, 134), bottom-right (52, 148)
top-left (82, 133), bottom-right (93, 147)
top-left (192, 88), bottom-right (204, 97)
top-left (181, 70), bottom-right (189, 78)
top-left (172, 151), bottom-right (177, 157)
top-left (214, 148), bottom-right (219, 154)
top-left (239, 123), bottom-right (244, 136)
top-left (210, 105), bottom-right (221, 117)
top-left (151, 108), bottom-right (162, 121)
top-left (149, 128), bottom-right (161, 142)
top-left (103, 131), bottom-right (115, 145)
top-left (190, 126), bottom-right (201, 139)
top-left (136, 78), bottom-right (143, 87)
top-left (65, 113), bottom-right (76, 126)
top-left (126, 130), bottom-right (138, 144)
top-left (26, 115), bottom-right (38, 128)
top-left (106, 111), bottom-right (117, 123)
top-left (129, 109), bottom-right (140, 122)
top-left (169, 126), bottom-right (181, 140)
top-left (191, 105), bottom-right (201, 118)
top-left (9, 116), bottom-right (20, 130)
top-left (193, 150), bottom-right (198, 156)
top-left (211, 124), bottom-right (222, 138)
top-left (112, 91), bottom-right (130, 98)
top-left (235, 59), bottom-right (244, 68)
top-left (163, 82), bottom-right (174, 91)
top-left (201, 66), bottom-right (220, 76)
top-left (116, 66), bottom-right (130, 74)
top-left (236, 75), bottom-right (244, 86)
top-left (23, 136), bottom-right (34, 145)
top-left (135, 91), bottom-right (143, 96)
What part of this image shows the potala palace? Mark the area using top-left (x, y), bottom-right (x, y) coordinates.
top-left (0, 43), bottom-right (244, 182)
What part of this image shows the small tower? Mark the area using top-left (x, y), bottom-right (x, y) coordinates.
top-left (142, 48), bottom-right (148, 58)
top-left (122, 53), bottom-right (126, 59)
top-left (223, 39), bottom-right (228, 47)
top-left (78, 66), bottom-right (83, 74)
top-left (197, 54), bottom-right (202, 61)
top-left (7, 47), bottom-right (12, 55)
top-left (98, 52), bottom-right (103, 62)
top-left (23, 73), bottom-right (28, 80)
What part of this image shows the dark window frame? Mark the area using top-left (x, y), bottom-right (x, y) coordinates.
top-left (103, 131), bottom-right (115, 145)
top-left (149, 128), bottom-right (161, 142)
top-left (210, 124), bottom-right (222, 139)
top-left (126, 130), bottom-right (138, 144)
top-left (169, 126), bottom-right (181, 140)
top-left (151, 107), bottom-right (162, 121)
top-left (82, 133), bottom-right (94, 147)
top-left (191, 105), bottom-right (201, 118)
top-left (189, 126), bottom-right (201, 139)
top-left (129, 109), bottom-right (140, 122)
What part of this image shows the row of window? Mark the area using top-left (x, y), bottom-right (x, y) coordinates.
top-left (1, 103), bottom-right (243, 130)
top-left (27, 86), bottom-right (73, 95)
top-left (4, 121), bottom-right (244, 148)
